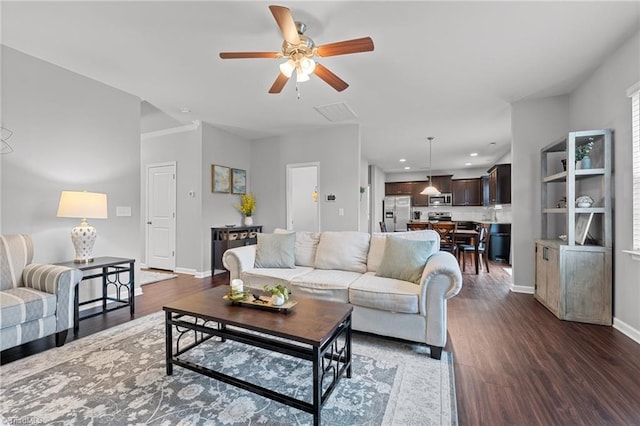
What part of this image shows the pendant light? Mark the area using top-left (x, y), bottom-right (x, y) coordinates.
top-left (420, 137), bottom-right (441, 195)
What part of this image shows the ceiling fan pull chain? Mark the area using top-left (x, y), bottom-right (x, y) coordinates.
top-left (296, 82), bottom-right (302, 100)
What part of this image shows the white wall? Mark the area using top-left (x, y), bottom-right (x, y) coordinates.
top-left (251, 125), bottom-right (361, 232)
top-left (359, 157), bottom-right (369, 232)
top-left (369, 164), bottom-right (386, 232)
top-left (202, 123), bottom-right (252, 273)
top-left (511, 95), bottom-right (570, 293)
top-left (141, 124), bottom-right (202, 272)
top-left (1, 46), bottom-right (141, 301)
top-left (568, 31), bottom-right (640, 340)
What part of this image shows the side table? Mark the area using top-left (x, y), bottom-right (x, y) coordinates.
top-left (56, 256), bottom-right (135, 333)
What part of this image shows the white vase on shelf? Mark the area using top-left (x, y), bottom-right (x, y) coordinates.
top-left (244, 216), bottom-right (253, 226)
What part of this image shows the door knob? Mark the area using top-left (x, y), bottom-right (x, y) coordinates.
top-left (147, 221), bottom-right (152, 225)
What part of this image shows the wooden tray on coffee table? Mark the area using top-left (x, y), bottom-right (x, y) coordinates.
top-left (223, 294), bottom-right (297, 313)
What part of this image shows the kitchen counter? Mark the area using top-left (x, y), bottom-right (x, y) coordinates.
top-left (474, 220), bottom-right (512, 225)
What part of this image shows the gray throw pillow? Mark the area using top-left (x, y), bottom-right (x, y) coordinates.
top-left (375, 236), bottom-right (436, 284)
top-left (254, 233), bottom-right (296, 268)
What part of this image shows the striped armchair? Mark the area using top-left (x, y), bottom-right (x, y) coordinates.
top-left (0, 234), bottom-right (83, 351)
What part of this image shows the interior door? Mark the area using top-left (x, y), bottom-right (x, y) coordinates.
top-left (286, 163), bottom-right (320, 232)
top-left (146, 162), bottom-right (176, 270)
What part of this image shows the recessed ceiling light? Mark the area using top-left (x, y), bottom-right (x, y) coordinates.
top-left (465, 162), bottom-right (472, 166)
top-left (404, 166), bottom-right (411, 170)
top-left (399, 158), bottom-right (407, 162)
top-left (180, 107), bottom-right (191, 113)
top-left (470, 152), bottom-right (478, 157)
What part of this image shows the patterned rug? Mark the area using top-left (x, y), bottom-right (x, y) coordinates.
top-left (0, 312), bottom-right (457, 425)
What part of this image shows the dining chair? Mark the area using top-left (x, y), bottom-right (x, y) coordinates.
top-left (431, 222), bottom-right (458, 255)
top-left (458, 223), bottom-right (491, 273)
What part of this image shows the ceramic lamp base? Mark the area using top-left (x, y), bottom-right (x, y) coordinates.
top-left (71, 219), bottom-right (97, 263)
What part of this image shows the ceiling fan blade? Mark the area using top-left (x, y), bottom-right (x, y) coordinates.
top-left (269, 73), bottom-right (290, 94)
top-left (313, 64), bottom-right (349, 92)
top-left (219, 52), bottom-right (280, 59)
top-left (316, 37), bottom-right (374, 57)
top-left (269, 5), bottom-right (300, 45)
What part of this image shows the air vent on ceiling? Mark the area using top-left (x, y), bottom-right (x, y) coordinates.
top-left (314, 102), bottom-right (358, 122)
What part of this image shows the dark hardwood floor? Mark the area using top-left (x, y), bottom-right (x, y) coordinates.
top-left (2, 263), bottom-right (639, 425)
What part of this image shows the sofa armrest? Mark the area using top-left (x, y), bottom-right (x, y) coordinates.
top-left (418, 251), bottom-right (463, 348)
top-left (22, 264), bottom-right (83, 332)
top-left (222, 245), bottom-right (257, 281)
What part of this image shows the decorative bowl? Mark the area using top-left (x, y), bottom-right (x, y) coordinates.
top-left (576, 195), bottom-right (594, 208)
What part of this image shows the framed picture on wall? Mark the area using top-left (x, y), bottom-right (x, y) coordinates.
top-left (575, 212), bottom-right (594, 245)
top-left (212, 165), bottom-right (230, 193)
top-left (231, 168), bottom-right (246, 194)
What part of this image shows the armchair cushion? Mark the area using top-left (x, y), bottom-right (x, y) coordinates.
top-left (0, 287), bottom-right (57, 328)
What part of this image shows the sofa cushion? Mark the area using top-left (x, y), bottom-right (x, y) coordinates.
top-left (375, 236), bottom-right (436, 284)
top-left (290, 269), bottom-right (361, 303)
top-left (254, 233), bottom-right (296, 268)
top-left (274, 228), bottom-right (320, 267)
top-left (0, 287), bottom-right (57, 329)
top-left (349, 272), bottom-right (420, 314)
top-left (241, 267), bottom-right (313, 290)
top-left (314, 231), bottom-right (370, 273)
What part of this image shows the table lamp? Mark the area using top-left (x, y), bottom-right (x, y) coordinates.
top-left (57, 190), bottom-right (108, 263)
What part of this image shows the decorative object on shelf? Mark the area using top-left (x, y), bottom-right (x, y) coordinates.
top-left (236, 193), bottom-right (256, 225)
top-left (558, 234), bottom-right (567, 242)
top-left (263, 283), bottom-right (289, 306)
top-left (421, 137), bottom-right (441, 195)
top-left (56, 190), bottom-right (108, 263)
top-left (575, 212), bottom-right (595, 245)
top-left (212, 164), bottom-right (231, 193)
top-left (575, 138), bottom-right (594, 169)
top-left (231, 168), bottom-right (247, 194)
top-left (576, 195), bottom-right (594, 208)
top-left (557, 196), bottom-right (567, 208)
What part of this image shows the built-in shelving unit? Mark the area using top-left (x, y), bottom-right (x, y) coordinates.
top-left (535, 129), bottom-right (612, 325)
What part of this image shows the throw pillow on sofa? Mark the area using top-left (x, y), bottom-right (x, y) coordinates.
top-left (314, 231), bottom-right (370, 273)
top-left (375, 235), bottom-right (436, 284)
top-left (274, 228), bottom-right (320, 267)
top-left (254, 233), bottom-right (296, 268)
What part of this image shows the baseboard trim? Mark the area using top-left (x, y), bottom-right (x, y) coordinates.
top-left (613, 317), bottom-right (640, 344)
top-left (510, 284), bottom-right (535, 294)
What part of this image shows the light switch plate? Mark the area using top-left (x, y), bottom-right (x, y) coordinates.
top-left (116, 206), bottom-right (132, 217)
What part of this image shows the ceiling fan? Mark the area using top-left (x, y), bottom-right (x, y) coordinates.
top-left (219, 5), bottom-right (374, 93)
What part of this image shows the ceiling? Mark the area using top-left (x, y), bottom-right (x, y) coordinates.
top-left (2, 1), bottom-right (639, 174)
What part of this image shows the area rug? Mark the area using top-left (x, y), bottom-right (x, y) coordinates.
top-left (140, 270), bottom-right (178, 286)
top-left (0, 312), bottom-right (457, 425)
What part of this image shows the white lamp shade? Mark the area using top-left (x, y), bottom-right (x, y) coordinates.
top-left (57, 191), bottom-right (108, 219)
top-left (420, 185), bottom-right (441, 196)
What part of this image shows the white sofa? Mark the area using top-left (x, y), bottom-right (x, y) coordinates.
top-left (222, 229), bottom-right (462, 359)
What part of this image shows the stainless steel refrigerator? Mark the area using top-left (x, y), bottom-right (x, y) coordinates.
top-left (383, 196), bottom-right (412, 231)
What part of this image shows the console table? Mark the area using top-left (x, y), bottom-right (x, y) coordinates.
top-left (56, 257), bottom-right (135, 333)
top-left (211, 226), bottom-right (262, 271)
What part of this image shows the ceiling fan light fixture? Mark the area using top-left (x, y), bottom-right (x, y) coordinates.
top-left (279, 59), bottom-right (295, 77)
top-left (296, 70), bottom-right (310, 82)
top-left (300, 57), bottom-right (316, 74)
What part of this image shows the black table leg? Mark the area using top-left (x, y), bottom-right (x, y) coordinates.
top-left (165, 311), bottom-right (173, 375)
top-left (129, 261), bottom-right (135, 316)
top-left (313, 345), bottom-right (321, 426)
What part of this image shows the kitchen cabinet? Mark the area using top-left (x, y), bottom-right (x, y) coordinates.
top-left (411, 182), bottom-right (429, 206)
top-left (429, 175), bottom-right (453, 194)
top-left (487, 164), bottom-right (511, 204)
top-left (535, 129), bottom-right (612, 325)
top-left (452, 178), bottom-right (482, 206)
top-left (385, 182), bottom-right (413, 196)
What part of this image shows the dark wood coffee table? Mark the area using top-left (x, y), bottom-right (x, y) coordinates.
top-left (163, 285), bottom-right (353, 426)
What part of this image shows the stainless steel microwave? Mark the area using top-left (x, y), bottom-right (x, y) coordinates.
top-left (428, 193), bottom-right (452, 206)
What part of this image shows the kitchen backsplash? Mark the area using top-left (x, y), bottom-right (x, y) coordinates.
top-left (413, 205), bottom-right (512, 223)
